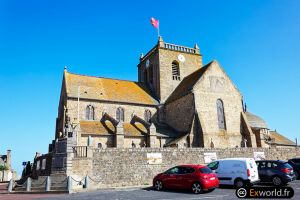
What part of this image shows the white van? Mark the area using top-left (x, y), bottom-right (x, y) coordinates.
top-left (207, 158), bottom-right (260, 187)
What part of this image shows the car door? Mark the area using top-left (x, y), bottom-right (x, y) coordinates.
top-left (163, 167), bottom-right (180, 189)
top-left (257, 161), bottom-right (268, 182)
top-left (176, 167), bottom-right (195, 189)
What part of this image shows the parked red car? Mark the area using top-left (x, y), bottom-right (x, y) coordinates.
top-left (153, 164), bottom-right (219, 194)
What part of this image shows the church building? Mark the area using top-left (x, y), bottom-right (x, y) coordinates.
top-left (55, 37), bottom-right (295, 149)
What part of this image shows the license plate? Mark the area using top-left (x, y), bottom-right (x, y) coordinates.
top-left (210, 177), bottom-right (215, 180)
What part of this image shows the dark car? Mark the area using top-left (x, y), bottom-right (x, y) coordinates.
top-left (153, 165), bottom-right (219, 194)
top-left (288, 158), bottom-right (300, 179)
top-left (256, 160), bottom-right (296, 186)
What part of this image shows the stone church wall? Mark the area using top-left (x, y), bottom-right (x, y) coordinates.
top-left (66, 99), bottom-right (157, 124)
top-left (194, 62), bottom-right (243, 148)
top-left (158, 48), bottom-right (202, 102)
top-left (71, 147), bottom-right (300, 188)
top-left (165, 93), bottom-right (195, 132)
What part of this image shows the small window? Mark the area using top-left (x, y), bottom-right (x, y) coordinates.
top-left (172, 61), bottom-right (180, 81)
top-left (179, 167), bottom-right (195, 174)
top-left (165, 167), bottom-right (179, 174)
top-left (85, 105), bottom-right (94, 120)
top-left (216, 99), bottom-right (226, 130)
top-left (144, 110), bottom-right (151, 122)
top-left (207, 161), bottom-right (219, 170)
top-left (98, 143), bottom-right (102, 148)
top-left (200, 167), bottom-right (212, 174)
top-left (116, 107), bottom-right (125, 122)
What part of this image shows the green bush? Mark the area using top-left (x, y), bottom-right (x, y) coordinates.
top-left (0, 165), bottom-right (8, 170)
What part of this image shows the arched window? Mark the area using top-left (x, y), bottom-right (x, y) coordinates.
top-left (144, 110), bottom-right (152, 122)
top-left (85, 105), bottom-right (94, 120)
top-left (116, 107), bottom-right (125, 122)
top-left (172, 61), bottom-right (180, 81)
top-left (216, 99), bottom-right (226, 130)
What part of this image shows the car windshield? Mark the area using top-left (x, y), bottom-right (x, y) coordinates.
top-left (200, 167), bottom-right (212, 174)
top-left (282, 162), bottom-right (293, 169)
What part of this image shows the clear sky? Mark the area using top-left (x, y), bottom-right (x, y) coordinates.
top-left (0, 0), bottom-right (299, 174)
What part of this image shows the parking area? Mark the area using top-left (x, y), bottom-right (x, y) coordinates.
top-left (33, 180), bottom-right (300, 200)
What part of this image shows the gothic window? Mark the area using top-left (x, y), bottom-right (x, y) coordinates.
top-left (143, 70), bottom-right (148, 83)
top-left (149, 66), bottom-right (153, 84)
top-left (85, 105), bottom-right (94, 120)
top-left (172, 61), bottom-right (180, 81)
top-left (216, 99), bottom-right (226, 130)
top-left (116, 107), bottom-right (125, 122)
top-left (144, 110), bottom-right (152, 122)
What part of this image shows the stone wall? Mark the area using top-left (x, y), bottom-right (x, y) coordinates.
top-left (158, 47), bottom-right (202, 102)
top-left (193, 61), bottom-right (244, 148)
top-left (67, 99), bottom-right (157, 125)
top-left (70, 147), bottom-right (300, 188)
top-left (165, 93), bottom-right (195, 132)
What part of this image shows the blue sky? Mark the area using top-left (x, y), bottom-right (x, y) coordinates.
top-left (0, 0), bottom-right (299, 174)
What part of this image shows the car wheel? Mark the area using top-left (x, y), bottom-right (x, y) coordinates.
top-left (272, 176), bottom-right (282, 186)
top-left (154, 180), bottom-right (163, 191)
top-left (234, 179), bottom-right (244, 188)
top-left (191, 182), bottom-right (203, 194)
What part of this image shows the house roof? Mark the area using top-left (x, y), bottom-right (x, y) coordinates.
top-left (79, 120), bottom-right (179, 138)
top-left (64, 71), bottom-right (158, 105)
top-left (165, 61), bottom-right (213, 103)
top-left (269, 130), bottom-right (296, 146)
top-left (80, 121), bottom-right (148, 137)
top-left (245, 111), bottom-right (268, 129)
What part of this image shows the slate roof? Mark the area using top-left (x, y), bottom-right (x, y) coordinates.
top-left (166, 61), bottom-right (213, 103)
top-left (245, 111), bottom-right (268, 129)
top-left (64, 71), bottom-right (158, 105)
top-left (269, 130), bottom-right (296, 146)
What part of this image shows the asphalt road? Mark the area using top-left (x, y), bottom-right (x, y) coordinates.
top-left (33, 180), bottom-right (300, 200)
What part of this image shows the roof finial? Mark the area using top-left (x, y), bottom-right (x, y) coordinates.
top-left (64, 66), bottom-right (68, 71)
top-left (194, 43), bottom-right (200, 54)
top-left (158, 36), bottom-right (164, 47)
top-left (139, 53), bottom-right (144, 61)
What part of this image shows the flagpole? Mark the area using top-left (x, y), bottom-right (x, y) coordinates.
top-left (158, 21), bottom-right (160, 37)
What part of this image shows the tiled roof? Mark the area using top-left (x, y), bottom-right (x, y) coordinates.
top-left (165, 61), bottom-right (213, 103)
top-left (79, 121), bottom-right (147, 137)
top-left (80, 121), bottom-right (115, 135)
top-left (269, 130), bottom-right (296, 146)
top-left (64, 71), bottom-right (158, 105)
top-left (245, 111), bottom-right (268, 129)
top-left (79, 120), bottom-right (179, 138)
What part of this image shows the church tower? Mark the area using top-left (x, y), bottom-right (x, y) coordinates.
top-left (138, 36), bottom-right (202, 103)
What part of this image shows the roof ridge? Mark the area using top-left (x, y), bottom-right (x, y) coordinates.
top-left (66, 71), bottom-right (139, 83)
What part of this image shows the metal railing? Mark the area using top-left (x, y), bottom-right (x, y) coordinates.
top-left (164, 43), bottom-right (196, 53)
top-left (73, 146), bottom-right (87, 157)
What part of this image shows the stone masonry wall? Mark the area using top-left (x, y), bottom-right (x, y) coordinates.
top-left (194, 61), bottom-right (244, 148)
top-left (159, 48), bottom-right (202, 102)
top-left (67, 99), bottom-right (157, 124)
top-left (71, 147), bottom-right (300, 188)
top-left (165, 93), bottom-right (195, 132)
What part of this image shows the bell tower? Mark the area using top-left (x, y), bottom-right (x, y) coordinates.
top-left (138, 36), bottom-right (202, 103)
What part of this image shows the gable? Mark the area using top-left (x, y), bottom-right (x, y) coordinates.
top-left (166, 60), bottom-right (242, 103)
top-left (193, 60), bottom-right (242, 97)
